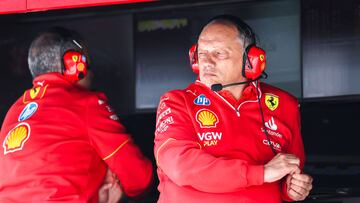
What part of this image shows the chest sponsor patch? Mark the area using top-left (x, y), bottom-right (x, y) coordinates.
top-left (3, 122), bottom-right (31, 155)
top-left (197, 131), bottom-right (222, 147)
top-left (265, 93), bottom-right (279, 111)
top-left (194, 94), bottom-right (211, 106)
top-left (265, 116), bottom-right (277, 131)
top-left (262, 139), bottom-right (281, 151)
top-left (196, 109), bottom-right (219, 128)
top-left (18, 102), bottom-right (38, 122)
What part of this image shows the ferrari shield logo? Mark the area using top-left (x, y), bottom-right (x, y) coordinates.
top-left (265, 93), bottom-right (279, 111)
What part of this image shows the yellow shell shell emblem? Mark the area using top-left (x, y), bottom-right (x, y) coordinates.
top-left (3, 122), bottom-right (31, 155)
top-left (196, 109), bottom-right (219, 128)
top-left (265, 93), bottom-right (279, 111)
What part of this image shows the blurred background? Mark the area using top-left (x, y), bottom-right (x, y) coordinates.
top-left (1, 0), bottom-right (360, 202)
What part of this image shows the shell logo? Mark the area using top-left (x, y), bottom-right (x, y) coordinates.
top-left (77, 63), bottom-right (85, 71)
top-left (3, 122), bottom-right (31, 155)
top-left (196, 109), bottom-right (219, 128)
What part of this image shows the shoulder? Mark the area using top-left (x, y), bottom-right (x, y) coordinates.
top-left (159, 82), bottom-right (202, 104)
top-left (260, 82), bottom-right (299, 109)
top-left (79, 90), bottom-right (112, 113)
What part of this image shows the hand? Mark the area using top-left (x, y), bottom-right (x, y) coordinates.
top-left (98, 168), bottom-right (123, 203)
top-left (264, 153), bottom-right (301, 183)
top-left (98, 182), bottom-right (123, 203)
top-left (286, 173), bottom-right (313, 201)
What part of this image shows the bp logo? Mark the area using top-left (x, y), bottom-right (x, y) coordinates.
top-left (18, 102), bottom-right (38, 121)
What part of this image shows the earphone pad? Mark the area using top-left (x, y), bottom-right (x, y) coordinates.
top-left (189, 44), bottom-right (199, 74)
top-left (63, 50), bottom-right (87, 82)
top-left (244, 46), bottom-right (266, 80)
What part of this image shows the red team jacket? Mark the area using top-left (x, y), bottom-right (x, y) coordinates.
top-left (154, 81), bottom-right (305, 203)
top-left (0, 73), bottom-right (152, 202)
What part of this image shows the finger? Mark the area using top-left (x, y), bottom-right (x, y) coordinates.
top-left (291, 179), bottom-right (313, 193)
top-left (280, 153), bottom-right (299, 159)
top-left (287, 165), bottom-right (301, 175)
top-left (293, 174), bottom-right (313, 183)
top-left (292, 165), bottom-right (301, 174)
top-left (288, 188), bottom-right (306, 201)
top-left (99, 183), bottom-right (113, 192)
top-left (289, 183), bottom-right (310, 198)
top-left (277, 153), bottom-right (300, 166)
top-left (285, 156), bottom-right (300, 166)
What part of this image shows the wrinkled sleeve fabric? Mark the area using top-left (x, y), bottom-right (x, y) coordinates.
top-left (87, 93), bottom-right (153, 197)
top-left (154, 91), bottom-right (264, 193)
top-left (281, 100), bottom-right (305, 202)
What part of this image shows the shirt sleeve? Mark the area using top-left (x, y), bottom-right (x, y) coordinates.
top-left (154, 91), bottom-right (264, 194)
top-left (87, 92), bottom-right (153, 197)
top-left (281, 100), bottom-right (305, 202)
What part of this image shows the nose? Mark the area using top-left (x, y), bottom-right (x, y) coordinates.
top-left (199, 54), bottom-right (215, 71)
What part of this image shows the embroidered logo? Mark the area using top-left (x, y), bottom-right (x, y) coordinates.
top-left (98, 99), bottom-right (105, 105)
top-left (197, 131), bottom-right (222, 147)
top-left (3, 122), bottom-right (31, 155)
top-left (196, 109), bottom-right (219, 128)
top-left (18, 102), bottom-right (38, 122)
top-left (23, 85), bottom-right (48, 104)
top-left (265, 93), bottom-right (279, 111)
top-left (194, 94), bottom-right (211, 106)
top-left (265, 116), bottom-right (277, 131)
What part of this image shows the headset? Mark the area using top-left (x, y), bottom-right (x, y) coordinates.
top-left (189, 15), bottom-right (266, 80)
top-left (51, 27), bottom-right (88, 83)
top-left (189, 15), bottom-right (276, 155)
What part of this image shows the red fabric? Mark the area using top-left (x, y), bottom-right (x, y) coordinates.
top-left (0, 0), bottom-right (155, 14)
top-left (0, 73), bottom-right (152, 202)
top-left (154, 80), bottom-right (304, 203)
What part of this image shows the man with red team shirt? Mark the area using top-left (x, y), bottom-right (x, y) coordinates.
top-left (0, 28), bottom-right (152, 202)
top-left (154, 15), bottom-right (313, 203)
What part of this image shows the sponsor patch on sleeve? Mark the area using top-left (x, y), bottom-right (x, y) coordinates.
top-left (155, 97), bottom-right (174, 135)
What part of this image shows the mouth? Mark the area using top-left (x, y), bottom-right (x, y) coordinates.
top-left (202, 72), bottom-right (217, 77)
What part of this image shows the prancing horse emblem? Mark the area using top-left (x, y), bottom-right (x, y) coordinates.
top-left (265, 93), bottom-right (279, 111)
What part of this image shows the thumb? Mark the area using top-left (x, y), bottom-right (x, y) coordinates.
top-left (99, 183), bottom-right (113, 192)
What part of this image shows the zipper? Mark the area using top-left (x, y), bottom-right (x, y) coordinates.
top-left (211, 81), bottom-right (262, 117)
top-left (213, 91), bottom-right (241, 117)
top-left (236, 82), bottom-right (262, 112)
top-left (194, 80), bottom-right (262, 117)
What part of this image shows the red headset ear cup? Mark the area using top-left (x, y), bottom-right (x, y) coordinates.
top-left (244, 46), bottom-right (266, 80)
top-left (63, 50), bottom-right (87, 82)
top-left (189, 44), bottom-right (199, 74)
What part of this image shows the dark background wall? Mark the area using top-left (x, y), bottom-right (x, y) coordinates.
top-left (1, 0), bottom-right (360, 202)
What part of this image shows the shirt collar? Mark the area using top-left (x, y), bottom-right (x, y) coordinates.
top-left (32, 72), bottom-right (79, 89)
top-left (195, 80), bottom-right (260, 107)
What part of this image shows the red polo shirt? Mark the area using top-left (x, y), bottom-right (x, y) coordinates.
top-left (0, 73), bottom-right (152, 202)
top-left (154, 80), bottom-right (304, 203)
